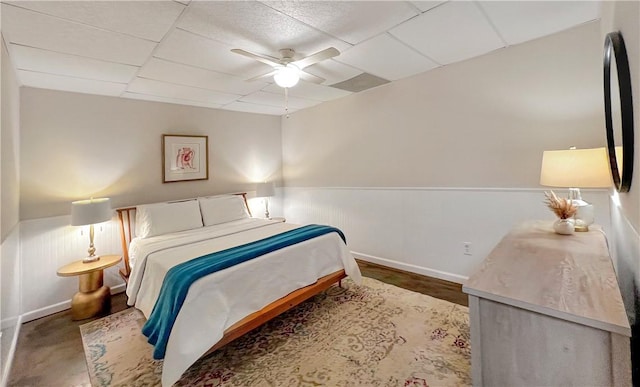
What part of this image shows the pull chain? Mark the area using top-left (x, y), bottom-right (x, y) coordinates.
top-left (284, 87), bottom-right (290, 119)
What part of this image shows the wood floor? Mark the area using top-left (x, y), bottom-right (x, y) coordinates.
top-left (8, 261), bottom-right (467, 387)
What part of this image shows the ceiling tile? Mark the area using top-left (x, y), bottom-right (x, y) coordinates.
top-left (335, 34), bottom-right (438, 81)
top-left (263, 1), bottom-right (419, 45)
top-left (223, 101), bottom-right (291, 116)
top-left (390, 1), bottom-right (505, 65)
top-left (1, 4), bottom-right (156, 66)
top-left (139, 58), bottom-right (268, 95)
top-left (240, 91), bottom-right (321, 110)
top-left (304, 59), bottom-right (363, 86)
top-left (10, 44), bottom-right (139, 83)
top-left (6, 1), bottom-right (185, 42)
top-left (18, 70), bottom-right (127, 96)
top-left (478, 1), bottom-right (601, 45)
top-left (411, 1), bottom-right (448, 13)
top-left (1, 0), bottom-right (601, 115)
top-left (263, 81), bottom-right (352, 102)
top-left (154, 29), bottom-right (266, 77)
top-left (121, 92), bottom-right (222, 110)
top-left (176, 1), bottom-right (350, 59)
top-left (127, 78), bottom-right (241, 105)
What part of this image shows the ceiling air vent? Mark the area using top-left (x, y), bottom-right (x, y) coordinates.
top-left (330, 73), bottom-right (390, 93)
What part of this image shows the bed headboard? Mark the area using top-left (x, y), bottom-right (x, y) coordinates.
top-left (115, 192), bottom-right (250, 283)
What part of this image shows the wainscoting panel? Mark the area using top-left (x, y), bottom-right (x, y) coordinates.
top-left (17, 192), bottom-right (284, 321)
top-left (1, 224), bottom-right (21, 329)
top-left (609, 195), bottom-right (640, 323)
top-left (1, 224), bottom-right (21, 387)
top-left (283, 187), bottom-right (611, 282)
top-left (20, 215), bottom-right (123, 321)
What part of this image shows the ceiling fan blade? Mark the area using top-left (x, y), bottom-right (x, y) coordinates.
top-left (292, 47), bottom-right (340, 69)
top-left (246, 69), bottom-right (278, 82)
top-left (231, 49), bottom-right (281, 67)
top-left (299, 71), bottom-right (326, 84)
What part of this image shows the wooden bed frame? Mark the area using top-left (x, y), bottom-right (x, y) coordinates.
top-left (116, 192), bottom-right (346, 355)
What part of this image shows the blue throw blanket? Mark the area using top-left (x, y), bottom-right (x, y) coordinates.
top-left (142, 224), bottom-right (346, 359)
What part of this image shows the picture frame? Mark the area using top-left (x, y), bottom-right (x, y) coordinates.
top-left (162, 134), bottom-right (209, 183)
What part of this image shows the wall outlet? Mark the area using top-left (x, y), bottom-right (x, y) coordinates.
top-left (463, 242), bottom-right (472, 256)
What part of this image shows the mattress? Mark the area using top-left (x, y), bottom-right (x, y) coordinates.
top-left (126, 218), bottom-right (362, 386)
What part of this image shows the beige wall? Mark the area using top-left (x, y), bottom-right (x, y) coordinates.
top-left (20, 88), bottom-right (282, 219)
top-left (283, 22), bottom-right (605, 188)
top-left (1, 37), bottom-right (21, 240)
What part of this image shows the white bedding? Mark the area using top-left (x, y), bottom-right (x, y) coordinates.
top-left (126, 218), bottom-right (362, 386)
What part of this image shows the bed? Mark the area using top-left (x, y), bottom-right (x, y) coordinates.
top-left (116, 193), bottom-right (361, 386)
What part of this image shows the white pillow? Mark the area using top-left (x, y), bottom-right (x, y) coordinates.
top-left (198, 195), bottom-right (249, 226)
top-left (135, 199), bottom-right (203, 238)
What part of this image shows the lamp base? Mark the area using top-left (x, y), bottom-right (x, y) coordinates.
top-left (574, 225), bottom-right (589, 232)
top-left (569, 191), bottom-right (594, 233)
top-left (83, 255), bottom-right (101, 264)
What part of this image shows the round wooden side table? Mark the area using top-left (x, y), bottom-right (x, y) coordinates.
top-left (57, 255), bottom-right (122, 320)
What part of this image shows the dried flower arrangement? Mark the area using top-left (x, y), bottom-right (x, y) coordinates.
top-left (544, 190), bottom-right (577, 219)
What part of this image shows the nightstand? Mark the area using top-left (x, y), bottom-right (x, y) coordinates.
top-left (270, 217), bottom-right (286, 222)
top-left (57, 255), bottom-right (122, 320)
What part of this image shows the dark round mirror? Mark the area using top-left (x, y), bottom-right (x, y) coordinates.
top-left (604, 31), bottom-right (634, 192)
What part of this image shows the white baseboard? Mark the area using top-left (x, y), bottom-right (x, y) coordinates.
top-left (1, 315), bottom-right (22, 387)
top-left (111, 283), bottom-right (126, 296)
top-left (352, 251), bottom-right (469, 284)
top-left (21, 283), bottom-right (127, 324)
top-left (0, 317), bottom-right (17, 331)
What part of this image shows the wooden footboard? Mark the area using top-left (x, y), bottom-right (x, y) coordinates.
top-left (204, 269), bottom-right (347, 355)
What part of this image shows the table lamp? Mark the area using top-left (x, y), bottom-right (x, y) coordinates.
top-left (540, 147), bottom-right (612, 231)
top-left (256, 182), bottom-right (275, 219)
top-left (71, 197), bottom-right (112, 263)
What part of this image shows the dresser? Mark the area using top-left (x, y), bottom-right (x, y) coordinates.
top-left (463, 221), bottom-right (631, 386)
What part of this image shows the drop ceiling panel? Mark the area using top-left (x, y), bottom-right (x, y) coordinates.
top-left (1, 4), bottom-right (156, 66)
top-left (176, 1), bottom-right (350, 59)
top-left (305, 59), bottom-right (363, 86)
top-left (240, 91), bottom-right (321, 110)
top-left (154, 29), bottom-right (264, 77)
top-left (122, 92), bottom-right (222, 110)
top-left (223, 101), bottom-right (290, 116)
top-left (263, 1), bottom-right (419, 45)
top-left (10, 44), bottom-right (139, 83)
top-left (390, 1), bottom-right (505, 65)
top-left (411, 1), bottom-right (448, 13)
top-left (127, 78), bottom-right (241, 105)
top-left (5, 1), bottom-right (185, 42)
top-left (0, 1), bottom-right (603, 115)
top-left (18, 70), bottom-right (127, 96)
top-left (335, 34), bottom-right (438, 81)
top-left (479, 1), bottom-right (601, 45)
top-left (139, 58), bottom-right (268, 95)
top-left (263, 81), bottom-right (351, 102)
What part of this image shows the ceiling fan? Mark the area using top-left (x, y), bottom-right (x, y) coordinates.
top-left (231, 47), bottom-right (340, 88)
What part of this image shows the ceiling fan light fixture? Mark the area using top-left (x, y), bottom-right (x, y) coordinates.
top-left (274, 64), bottom-right (300, 88)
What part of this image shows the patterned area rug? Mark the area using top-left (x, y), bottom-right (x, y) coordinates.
top-left (80, 277), bottom-right (470, 386)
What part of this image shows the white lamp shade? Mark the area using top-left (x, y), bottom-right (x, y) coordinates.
top-left (274, 65), bottom-right (300, 88)
top-left (71, 198), bottom-right (112, 226)
top-left (256, 182), bottom-right (275, 198)
top-left (540, 147), bottom-right (612, 188)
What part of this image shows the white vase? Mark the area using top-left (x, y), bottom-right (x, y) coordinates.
top-left (553, 218), bottom-right (575, 235)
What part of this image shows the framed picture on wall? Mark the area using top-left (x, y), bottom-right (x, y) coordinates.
top-left (162, 134), bottom-right (209, 183)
